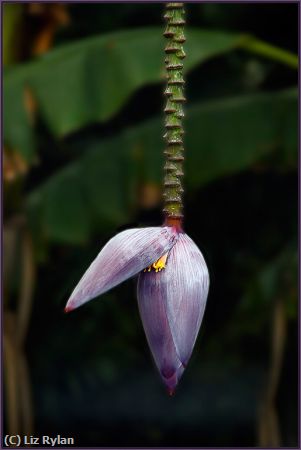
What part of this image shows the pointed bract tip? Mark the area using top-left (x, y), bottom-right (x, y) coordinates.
top-left (167, 388), bottom-right (175, 397)
top-left (161, 366), bottom-right (182, 395)
top-left (64, 305), bottom-right (72, 313)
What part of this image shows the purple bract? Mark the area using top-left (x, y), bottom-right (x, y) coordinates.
top-left (65, 225), bottom-right (209, 394)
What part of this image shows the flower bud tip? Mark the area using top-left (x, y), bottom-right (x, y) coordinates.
top-left (64, 305), bottom-right (72, 313)
top-left (168, 388), bottom-right (175, 397)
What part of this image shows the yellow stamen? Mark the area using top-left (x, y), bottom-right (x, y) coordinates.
top-left (144, 253), bottom-right (168, 273)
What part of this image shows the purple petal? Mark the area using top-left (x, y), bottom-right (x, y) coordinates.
top-left (66, 226), bottom-right (178, 312)
top-left (137, 232), bottom-right (209, 390)
top-left (137, 270), bottom-right (184, 393)
top-left (162, 233), bottom-right (209, 366)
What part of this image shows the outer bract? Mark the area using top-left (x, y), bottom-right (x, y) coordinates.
top-left (137, 232), bottom-right (209, 394)
top-left (65, 227), bottom-right (178, 312)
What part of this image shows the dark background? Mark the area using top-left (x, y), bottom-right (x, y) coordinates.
top-left (3, 2), bottom-right (298, 447)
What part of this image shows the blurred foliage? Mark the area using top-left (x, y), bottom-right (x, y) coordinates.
top-left (4, 28), bottom-right (297, 161)
top-left (231, 244), bottom-right (297, 336)
top-left (3, 2), bottom-right (298, 447)
top-left (3, 3), bottom-right (24, 65)
top-left (4, 28), bottom-right (239, 159)
top-left (26, 88), bottom-right (297, 246)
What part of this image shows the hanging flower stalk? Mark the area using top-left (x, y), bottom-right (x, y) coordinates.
top-left (163, 2), bottom-right (186, 223)
top-left (65, 3), bottom-right (209, 395)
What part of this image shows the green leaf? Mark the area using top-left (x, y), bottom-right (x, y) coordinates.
top-left (80, 136), bottom-right (129, 226)
top-left (29, 165), bottom-right (91, 245)
top-left (3, 27), bottom-right (280, 160)
top-left (185, 88), bottom-right (298, 187)
top-left (26, 88), bottom-right (297, 245)
top-left (4, 75), bottom-right (36, 160)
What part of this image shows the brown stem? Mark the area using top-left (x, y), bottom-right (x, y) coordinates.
top-left (16, 228), bottom-right (36, 346)
top-left (4, 314), bottom-right (21, 436)
top-left (258, 297), bottom-right (287, 446)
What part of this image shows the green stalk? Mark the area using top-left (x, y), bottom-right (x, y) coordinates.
top-left (3, 4), bottom-right (24, 65)
top-left (163, 3), bottom-right (186, 225)
top-left (240, 35), bottom-right (298, 70)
